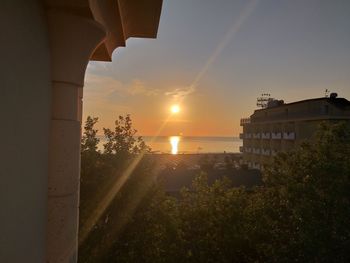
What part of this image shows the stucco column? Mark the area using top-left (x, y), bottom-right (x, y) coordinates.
top-left (46, 10), bottom-right (105, 262)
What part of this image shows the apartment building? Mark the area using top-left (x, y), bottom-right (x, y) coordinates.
top-left (240, 94), bottom-right (350, 170)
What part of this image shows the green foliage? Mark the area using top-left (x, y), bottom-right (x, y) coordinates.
top-left (177, 173), bottom-right (251, 262)
top-left (198, 154), bottom-right (217, 172)
top-left (81, 116), bottom-right (100, 153)
top-left (79, 121), bottom-right (350, 263)
top-left (103, 114), bottom-right (150, 156)
top-left (79, 114), bottom-right (154, 263)
top-left (104, 187), bottom-right (181, 263)
top-left (80, 116), bottom-right (101, 186)
top-left (224, 154), bottom-right (234, 170)
top-left (257, 121), bottom-right (350, 262)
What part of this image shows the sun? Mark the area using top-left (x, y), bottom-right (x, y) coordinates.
top-left (170, 104), bottom-right (180, 114)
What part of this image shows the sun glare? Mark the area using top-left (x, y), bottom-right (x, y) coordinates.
top-left (170, 104), bottom-right (180, 114)
top-left (169, 136), bottom-right (180, 154)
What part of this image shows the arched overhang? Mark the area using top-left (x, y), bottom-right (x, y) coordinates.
top-left (44, 1), bottom-right (163, 262)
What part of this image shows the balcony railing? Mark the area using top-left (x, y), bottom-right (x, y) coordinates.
top-left (253, 148), bottom-right (260, 154)
top-left (240, 117), bottom-right (251, 126)
top-left (245, 133), bottom-right (252, 139)
top-left (271, 132), bottom-right (282, 139)
top-left (253, 133), bottom-right (261, 139)
top-left (283, 132), bottom-right (295, 140)
top-left (246, 147), bottom-right (252, 153)
top-left (261, 149), bottom-right (270, 156)
top-left (261, 132), bottom-right (270, 139)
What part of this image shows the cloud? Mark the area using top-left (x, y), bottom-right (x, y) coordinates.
top-left (83, 76), bottom-right (131, 114)
top-left (85, 74), bottom-right (159, 97)
top-left (83, 74), bottom-right (160, 120)
top-left (165, 85), bottom-right (196, 101)
top-left (128, 80), bottom-right (159, 96)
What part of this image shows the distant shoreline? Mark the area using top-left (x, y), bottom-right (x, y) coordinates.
top-left (148, 151), bottom-right (242, 155)
top-left (96, 136), bottom-right (242, 154)
top-left (96, 135), bottom-right (241, 140)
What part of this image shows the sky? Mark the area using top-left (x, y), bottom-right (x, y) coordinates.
top-left (83, 0), bottom-right (350, 137)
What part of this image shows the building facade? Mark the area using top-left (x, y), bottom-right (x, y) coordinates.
top-left (240, 95), bottom-right (350, 170)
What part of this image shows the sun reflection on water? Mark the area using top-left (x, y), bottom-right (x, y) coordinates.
top-left (169, 136), bottom-right (180, 154)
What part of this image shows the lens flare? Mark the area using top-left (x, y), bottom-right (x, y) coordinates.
top-left (169, 136), bottom-right (180, 154)
top-left (79, 0), bottom-right (259, 248)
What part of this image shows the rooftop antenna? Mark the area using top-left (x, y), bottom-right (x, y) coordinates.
top-left (325, 89), bottom-right (330, 98)
top-left (256, 93), bottom-right (271, 108)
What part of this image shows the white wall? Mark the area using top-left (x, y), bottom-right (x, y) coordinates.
top-left (0, 1), bottom-right (51, 261)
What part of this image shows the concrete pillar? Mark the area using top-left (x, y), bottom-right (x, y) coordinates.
top-left (0, 1), bottom-right (50, 262)
top-left (46, 10), bottom-right (105, 262)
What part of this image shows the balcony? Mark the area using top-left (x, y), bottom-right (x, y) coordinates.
top-left (253, 148), bottom-right (260, 154)
top-left (261, 132), bottom-right (270, 139)
top-left (240, 117), bottom-right (251, 126)
top-left (245, 133), bottom-right (252, 139)
top-left (271, 132), bottom-right (282, 139)
top-left (283, 132), bottom-right (295, 140)
top-left (253, 133), bottom-right (261, 139)
top-left (246, 147), bottom-right (252, 153)
top-left (261, 148), bottom-right (270, 156)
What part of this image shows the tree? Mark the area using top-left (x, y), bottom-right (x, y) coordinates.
top-left (224, 154), bottom-right (234, 170)
top-left (80, 116), bottom-right (103, 239)
top-left (79, 121), bottom-right (350, 263)
top-left (79, 114), bottom-right (154, 263)
top-left (252, 121), bottom-right (350, 262)
top-left (81, 116), bottom-right (100, 153)
top-left (80, 116), bottom-right (101, 187)
top-left (198, 154), bottom-right (216, 172)
top-left (103, 114), bottom-right (150, 156)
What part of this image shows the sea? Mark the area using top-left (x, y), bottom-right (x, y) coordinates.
top-left (98, 136), bottom-right (242, 154)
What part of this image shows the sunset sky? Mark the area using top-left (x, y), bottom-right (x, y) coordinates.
top-left (83, 0), bottom-right (350, 137)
